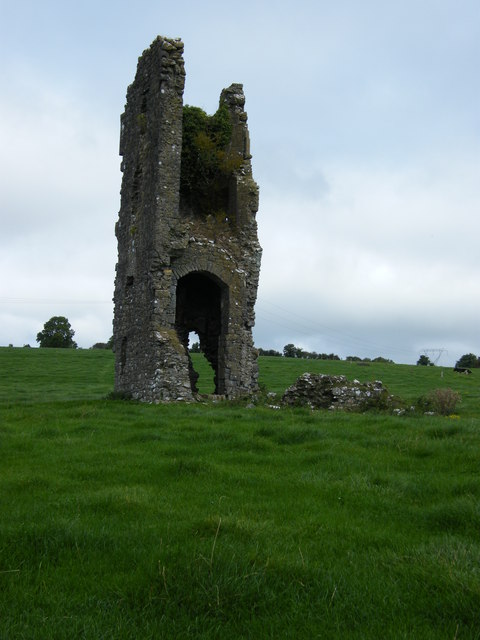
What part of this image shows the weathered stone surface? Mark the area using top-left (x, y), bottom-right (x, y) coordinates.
top-left (282, 373), bottom-right (395, 411)
top-left (113, 36), bottom-right (261, 402)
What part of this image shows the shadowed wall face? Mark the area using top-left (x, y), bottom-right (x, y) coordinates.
top-left (113, 36), bottom-right (261, 402)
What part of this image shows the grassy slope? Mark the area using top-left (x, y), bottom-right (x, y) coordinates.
top-left (1, 347), bottom-right (480, 639)
top-left (2, 346), bottom-right (478, 413)
top-left (259, 355), bottom-right (480, 414)
top-left (0, 347), bottom-right (114, 403)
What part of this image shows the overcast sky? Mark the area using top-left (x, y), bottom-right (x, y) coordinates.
top-left (1, 0), bottom-right (478, 365)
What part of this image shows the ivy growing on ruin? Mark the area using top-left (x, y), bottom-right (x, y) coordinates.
top-left (180, 103), bottom-right (242, 219)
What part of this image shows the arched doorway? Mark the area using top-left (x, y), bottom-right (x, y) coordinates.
top-left (175, 272), bottom-right (228, 394)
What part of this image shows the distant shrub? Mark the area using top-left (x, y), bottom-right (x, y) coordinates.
top-left (455, 353), bottom-right (480, 369)
top-left (417, 355), bottom-right (433, 366)
top-left (258, 348), bottom-right (282, 357)
top-left (283, 343), bottom-right (303, 358)
top-left (283, 344), bottom-right (340, 360)
top-left (91, 337), bottom-right (113, 350)
top-left (420, 388), bottom-right (461, 416)
top-left (346, 356), bottom-right (393, 363)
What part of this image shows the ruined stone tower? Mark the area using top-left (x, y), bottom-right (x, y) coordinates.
top-left (113, 36), bottom-right (261, 401)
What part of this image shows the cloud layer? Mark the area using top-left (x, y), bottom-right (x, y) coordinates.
top-left (1, 0), bottom-right (479, 365)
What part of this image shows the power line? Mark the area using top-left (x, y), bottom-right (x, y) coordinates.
top-left (1, 294), bottom-right (428, 362)
top-left (255, 298), bottom-right (416, 357)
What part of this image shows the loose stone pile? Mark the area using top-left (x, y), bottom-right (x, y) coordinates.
top-left (282, 373), bottom-right (396, 411)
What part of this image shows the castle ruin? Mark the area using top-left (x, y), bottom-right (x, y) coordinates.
top-left (113, 36), bottom-right (262, 401)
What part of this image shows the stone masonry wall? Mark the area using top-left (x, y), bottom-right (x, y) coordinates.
top-left (113, 36), bottom-right (261, 401)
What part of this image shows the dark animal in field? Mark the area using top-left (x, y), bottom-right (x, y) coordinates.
top-left (454, 367), bottom-right (472, 374)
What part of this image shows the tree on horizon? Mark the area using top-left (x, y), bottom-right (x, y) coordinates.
top-left (36, 316), bottom-right (77, 349)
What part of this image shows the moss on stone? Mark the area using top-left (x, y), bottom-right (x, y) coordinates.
top-left (180, 103), bottom-right (242, 218)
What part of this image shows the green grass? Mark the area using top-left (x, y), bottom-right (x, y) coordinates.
top-left (0, 347), bottom-right (114, 403)
top-left (1, 347), bottom-right (480, 638)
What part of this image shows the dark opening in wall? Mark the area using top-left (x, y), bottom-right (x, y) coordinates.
top-left (175, 272), bottom-right (227, 394)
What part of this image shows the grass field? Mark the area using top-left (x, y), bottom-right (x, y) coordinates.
top-left (1, 347), bottom-right (479, 638)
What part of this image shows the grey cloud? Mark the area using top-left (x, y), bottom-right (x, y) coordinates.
top-left (1, 0), bottom-right (479, 363)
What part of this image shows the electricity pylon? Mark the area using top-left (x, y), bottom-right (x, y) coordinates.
top-left (420, 348), bottom-right (447, 365)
